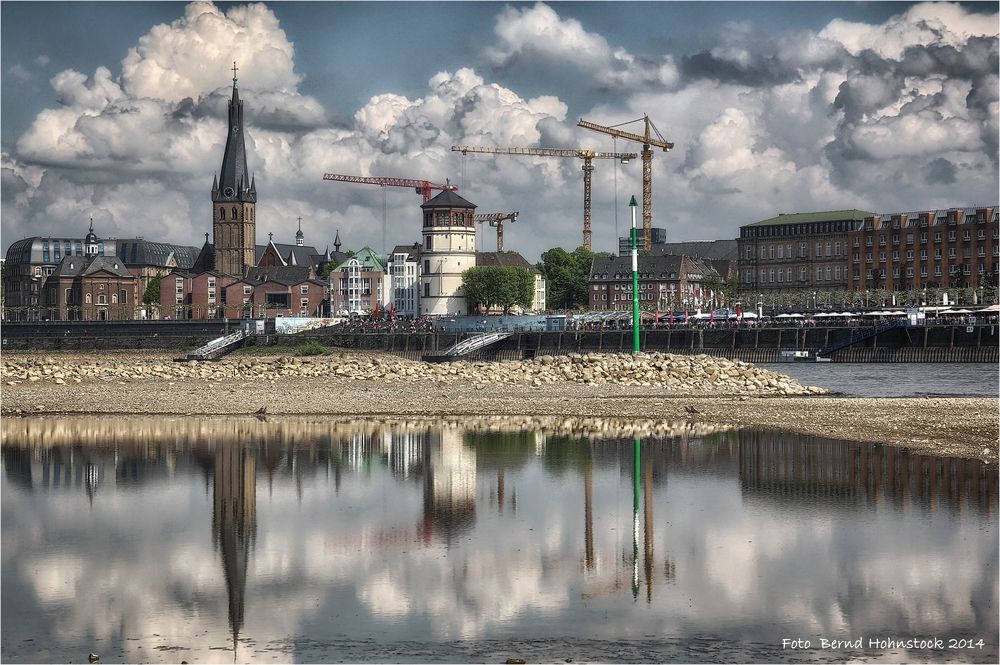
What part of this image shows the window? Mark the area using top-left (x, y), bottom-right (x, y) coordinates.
top-left (934, 266), bottom-right (942, 276)
top-left (760, 270), bottom-right (766, 282)
top-left (892, 251), bottom-right (899, 261)
top-left (745, 247), bottom-right (752, 259)
top-left (232, 206), bottom-right (238, 219)
top-left (853, 238), bottom-right (860, 247)
top-left (301, 285), bottom-right (309, 294)
top-left (816, 267), bottom-right (822, 281)
top-left (98, 294), bottom-right (107, 305)
top-left (934, 232), bottom-right (942, 241)
top-left (111, 294), bottom-right (118, 304)
top-left (948, 230), bottom-right (956, 240)
top-left (786, 268), bottom-right (792, 282)
top-left (979, 247), bottom-right (986, 257)
top-left (825, 242), bottom-right (832, 256)
top-left (906, 267), bottom-right (914, 277)
top-left (979, 230), bottom-right (987, 240)
top-left (120, 290), bottom-right (127, 304)
top-left (879, 252), bottom-right (886, 262)
top-left (243, 285), bottom-right (252, 295)
top-left (920, 233), bottom-right (927, 242)
top-left (906, 234), bottom-right (913, 244)
top-left (816, 242), bottom-right (822, 256)
top-left (878, 236), bottom-right (886, 246)
top-left (892, 235), bottom-right (899, 245)
top-left (825, 267), bottom-right (832, 280)
top-left (301, 298), bottom-right (309, 313)
top-left (865, 237), bottom-right (873, 246)
top-left (907, 250), bottom-right (914, 259)
top-left (423, 283), bottom-right (430, 297)
top-left (176, 278), bottom-right (184, 294)
top-left (800, 267), bottom-right (807, 281)
top-left (777, 270), bottom-right (783, 283)
top-left (920, 249), bottom-right (928, 259)
top-left (86, 294), bottom-right (92, 304)
top-left (425, 236), bottom-right (433, 250)
top-left (834, 241), bottom-right (841, 256)
top-left (265, 292), bottom-right (291, 308)
top-left (423, 260), bottom-right (430, 273)
top-left (760, 247), bottom-right (766, 259)
top-left (800, 242), bottom-right (808, 256)
top-left (964, 230), bottom-right (971, 240)
top-left (777, 245), bottom-right (783, 259)
top-left (934, 248), bottom-right (942, 258)
top-left (220, 208), bottom-right (226, 220)
top-left (768, 245), bottom-right (774, 259)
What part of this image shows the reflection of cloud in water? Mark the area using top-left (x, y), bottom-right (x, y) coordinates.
top-left (1, 416), bottom-right (996, 662)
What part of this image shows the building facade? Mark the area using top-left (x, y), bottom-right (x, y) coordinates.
top-left (737, 210), bottom-right (871, 294)
top-left (389, 243), bottom-right (422, 318)
top-left (848, 206), bottom-right (998, 296)
top-left (419, 190), bottom-right (477, 316)
top-left (588, 254), bottom-right (719, 312)
top-left (329, 248), bottom-right (388, 315)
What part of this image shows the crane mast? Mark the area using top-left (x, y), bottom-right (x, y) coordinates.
top-left (452, 145), bottom-right (636, 252)
top-left (577, 116), bottom-right (673, 250)
top-left (474, 211), bottom-right (519, 252)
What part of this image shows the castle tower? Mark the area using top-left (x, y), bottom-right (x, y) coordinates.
top-left (419, 190), bottom-right (477, 315)
top-left (211, 62), bottom-right (257, 277)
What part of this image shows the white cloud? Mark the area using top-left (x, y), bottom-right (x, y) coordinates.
top-left (487, 2), bottom-right (679, 91)
top-left (821, 2), bottom-right (999, 60)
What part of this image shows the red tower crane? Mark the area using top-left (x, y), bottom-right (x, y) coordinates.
top-left (322, 173), bottom-right (458, 203)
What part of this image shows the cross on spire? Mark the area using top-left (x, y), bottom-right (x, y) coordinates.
top-left (297, 216), bottom-right (302, 230)
top-left (232, 61), bottom-right (239, 86)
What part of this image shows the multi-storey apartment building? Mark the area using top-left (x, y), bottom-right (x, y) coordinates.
top-left (389, 243), bottom-right (422, 318)
top-left (848, 206), bottom-right (998, 294)
top-left (737, 210), bottom-right (871, 295)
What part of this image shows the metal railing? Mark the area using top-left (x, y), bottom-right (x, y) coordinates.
top-left (186, 329), bottom-right (249, 360)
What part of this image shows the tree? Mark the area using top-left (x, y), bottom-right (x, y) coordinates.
top-left (462, 266), bottom-right (534, 313)
top-left (142, 273), bottom-right (163, 304)
top-left (538, 246), bottom-right (597, 310)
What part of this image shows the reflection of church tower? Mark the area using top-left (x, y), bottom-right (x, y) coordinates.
top-left (423, 427), bottom-right (476, 543)
top-left (211, 62), bottom-right (257, 277)
top-left (212, 445), bottom-right (257, 649)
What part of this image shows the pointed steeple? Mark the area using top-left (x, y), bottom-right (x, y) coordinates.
top-left (286, 249), bottom-right (298, 266)
top-left (323, 246), bottom-right (331, 261)
top-left (295, 216), bottom-right (304, 246)
top-left (214, 60), bottom-right (253, 204)
top-left (334, 229), bottom-right (341, 253)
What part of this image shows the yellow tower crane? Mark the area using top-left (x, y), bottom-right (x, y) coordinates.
top-left (577, 116), bottom-right (673, 250)
top-left (474, 211), bottom-right (519, 252)
top-left (452, 145), bottom-right (636, 252)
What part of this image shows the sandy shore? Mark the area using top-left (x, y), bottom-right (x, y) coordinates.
top-left (1, 351), bottom-right (996, 460)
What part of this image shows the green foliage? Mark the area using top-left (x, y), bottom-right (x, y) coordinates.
top-left (142, 273), bottom-right (163, 304)
top-left (297, 340), bottom-right (326, 356)
top-left (538, 246), bottom-right (595, 310)
top-left (462, 266), bottom-right (534, 313)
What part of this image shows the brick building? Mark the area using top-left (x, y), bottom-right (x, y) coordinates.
top-left (588, 254), bottom-right (719, 311)
top-left (737, 209), bottom-right (871, 295)
top-left (848, 206), bottom-right (998, 295)
top-left (44, 254), bottom-right (140, 321)
top-left (329, 248), bottom-right (388, 315)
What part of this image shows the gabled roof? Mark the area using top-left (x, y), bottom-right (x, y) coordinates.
top-left (746, 209), bottom-right (872, 227)
top-left (115, 239), bottom-right (199, 269)
top-left (51, 255), bottom-right (134, 279)
top-left (650, 240), bottom-right (737, 261)
top-left (475, 251), bottom-right (536, 271)
top-left (421, 190), bottom-right (477, 209)
top-left (390, 243), bottom-right (421, 261)
top-left (333, 247), bottom-right (388, 272)
top-left (245, 265), bottom-right (313, 283)
top-left (255, 242), bottom-right (319, 267)
top-left (589, 254), bottom-right (720, 281)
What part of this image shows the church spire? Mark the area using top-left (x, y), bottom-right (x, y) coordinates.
top-left (334, 229), bottom-right (341, 253)
top-left (214, 60), bottom-right (254, 204)
top-left (295, 216), bottom-right (304, 246)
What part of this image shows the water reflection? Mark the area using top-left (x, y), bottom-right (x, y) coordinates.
top-left (1, 416), bottom-right (996, 663)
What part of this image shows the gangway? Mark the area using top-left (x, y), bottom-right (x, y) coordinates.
top-left (816, 319), bottom-right (909, 358)
top-left (423, 331), bottom-right (512, 362)
top-left (184, 329), bottom-right (250, 361)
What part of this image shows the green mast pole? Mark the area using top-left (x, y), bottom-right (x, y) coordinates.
top-left (629, 195), bottom-right (640, 354)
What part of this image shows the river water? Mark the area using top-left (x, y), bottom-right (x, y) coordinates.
top-left (1, 417), bottom-right (997, 663)
top-left (760, 362), bottom-right (999, 397)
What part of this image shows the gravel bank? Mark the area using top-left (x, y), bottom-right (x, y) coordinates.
top-left (1, 350), bottom-right (995, 460)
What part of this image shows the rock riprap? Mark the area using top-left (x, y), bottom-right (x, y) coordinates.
top-left (2, 352), bottom-right (826, 396)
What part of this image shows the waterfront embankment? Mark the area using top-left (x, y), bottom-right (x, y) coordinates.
top-left (1, 351), bottom-right (995, 460)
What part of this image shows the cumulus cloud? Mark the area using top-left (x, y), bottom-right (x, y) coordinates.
top-left (2, 1), bottom-right (998, 262)
top-left (486, 2), bottom-right (679, 91)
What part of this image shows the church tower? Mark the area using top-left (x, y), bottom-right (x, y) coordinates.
top-left (212, 62), bottom-right (257, 277)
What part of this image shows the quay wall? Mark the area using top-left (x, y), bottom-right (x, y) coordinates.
top-left (2, 321), bottom-right (996, 362)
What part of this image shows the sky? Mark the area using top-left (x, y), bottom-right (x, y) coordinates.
top-left (2, 1), bottom-right (998, 263)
